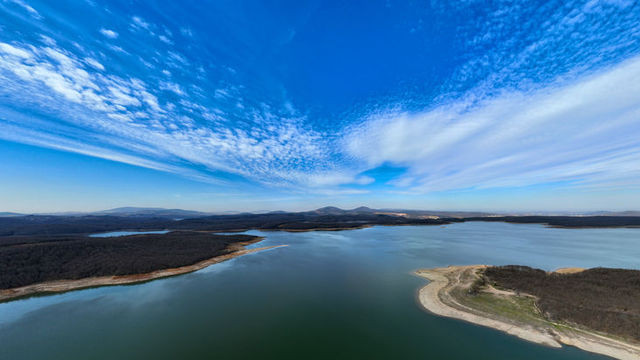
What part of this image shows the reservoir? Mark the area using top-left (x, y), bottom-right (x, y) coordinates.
top-left (1, 222), bottom-right (638, 359)
top-left (89, 230), bottom-right (170, 237)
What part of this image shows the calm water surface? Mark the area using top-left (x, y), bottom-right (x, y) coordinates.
top-left (89, 230), bottom-right (170, 237)
top-left (2, 222), bottom-right (639, 359)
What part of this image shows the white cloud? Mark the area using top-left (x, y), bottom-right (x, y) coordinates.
top-left (0, 42), bottom-right (32, 59)
top-left (99, 28), bottom-right (118, 39)
top-left (108, 45), bottom-right (127, 54)
top-left (6, 0), bottom-right (41, 19)
top-left (158, 35), bottom-right (173, 45)
top-left (39, 35), bottom-right (56, 46)
top-left (180, 27), bottom-right (193, 37)
top-left (0, 40), bottom-right (341, 188)
top-left (131, 16), bottom-right (150, 30)
top-left (345, 55), bottom-right (640, 193)
top-left (166, 51), bottom-right (188, 68)
top-left (84, 57), bottom-right (104, 70)
top-left (160, 81), bottom-right (184, 96)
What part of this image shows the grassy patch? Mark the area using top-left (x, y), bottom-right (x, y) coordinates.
top-left (455, 290), bottom-right (547, 327)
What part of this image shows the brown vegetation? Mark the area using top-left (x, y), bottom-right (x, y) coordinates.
top-left (484, 265), bottom-right (640, 343)
top-left (0, 231), bottom-right (259, 289)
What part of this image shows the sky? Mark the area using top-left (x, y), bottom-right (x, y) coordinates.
top-left (1, 0), bottom-right (640, 213)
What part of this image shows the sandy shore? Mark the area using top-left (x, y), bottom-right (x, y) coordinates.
top-left (416, 265), bottom-right (640, 360)
top-left (0, 243), bottom-right (287, 303)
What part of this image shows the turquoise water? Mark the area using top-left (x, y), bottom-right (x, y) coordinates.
top-left (2, 222), bottom-right (639, 359)
top-left (89, 230), bottom-right (170, 237)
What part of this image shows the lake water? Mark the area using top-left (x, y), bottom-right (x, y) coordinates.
top-left (89, 230), bottom-right (170, 237)
top-left (2, 222), bottom-right (639, 359)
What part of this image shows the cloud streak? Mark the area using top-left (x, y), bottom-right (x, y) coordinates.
top-left (345, 55), bottom-right (640, 193)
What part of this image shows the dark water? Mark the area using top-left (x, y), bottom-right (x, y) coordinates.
top-left (89, 230), bottom-right (170, 237)
top-left (2, 222), bottom-right (639, 360)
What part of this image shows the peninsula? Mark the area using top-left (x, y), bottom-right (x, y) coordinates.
top-left (416, 265), bottom-right (640, 360)
top-left (0, 231), bottom-right (285, 302)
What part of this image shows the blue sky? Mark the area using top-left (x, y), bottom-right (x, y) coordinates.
top-left (1, 0), bottom-right (640, 213)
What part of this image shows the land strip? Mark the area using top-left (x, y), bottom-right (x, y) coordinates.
top-left (416, 265), bottom-right (640, 360)
top-left (0, 243), bottom-right (286, 302)
top-left (0, 231), bottom-right (288, 302)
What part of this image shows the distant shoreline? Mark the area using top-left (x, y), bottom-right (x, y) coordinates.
top-left (545, 225), bottom-right (640, 229)
top-left (5, 213), bottom-right (640, 241)
top-left (0, 243), bottom-right (287, 303)
top-left (415, 266), bottom-right (640, 360)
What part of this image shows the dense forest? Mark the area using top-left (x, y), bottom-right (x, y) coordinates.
top-left (0, 231), bottom-right (258, 289)
top-left (0, 215), bottom-right (168, 237)
top-left (484, 266), bottom-right (640, 342)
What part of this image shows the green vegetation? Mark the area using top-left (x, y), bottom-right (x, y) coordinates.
top-left (458, 290), bottom-right (545, 327)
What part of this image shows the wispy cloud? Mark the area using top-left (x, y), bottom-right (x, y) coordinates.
top-left (99, 28), bottom-right (118, 39)
top-left (343, 0), bottom-right (640, 194)
top-left (158, 35), bottom-right (173, 45)
top-left (434, 0), bottom-right (640, 99)
top-left (345, 56), bottom-right (640, 193)
top-left (180, 27), bottom-right (193, 37)
top-left (4, 0), bottom-right (41, 19)
top-left (131, 16), bottom-right (150, 30)
top-left (84, 57), bottom-right (104, 71)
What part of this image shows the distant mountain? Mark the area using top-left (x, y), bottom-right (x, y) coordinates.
top-left (92, 207), bottom-right (211, 218)
top-left (350, 206), bottom-right (376, 213)
top-left (312, 206), bottom-right (348, 215)
top-left (0, 212), bottom-right (23, 217)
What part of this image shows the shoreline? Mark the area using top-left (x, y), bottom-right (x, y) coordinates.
top-left (0, 243), bottom-right (287, 303)
top-left (545, 224), bottom-right (640, 229)
top-left (212, 223), bottom-right (640, 233)
top-left (415, 265), bottom-right (640, 360)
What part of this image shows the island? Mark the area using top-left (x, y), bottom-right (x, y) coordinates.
top-left (416, 265), bottom-right (640, 360)
top-left (0, 231), bottom-right (285, 302)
